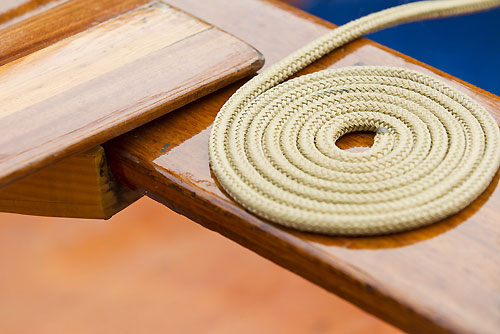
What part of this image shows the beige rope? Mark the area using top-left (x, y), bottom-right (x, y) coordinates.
top-left (208, 0), bottom-right (500, 236)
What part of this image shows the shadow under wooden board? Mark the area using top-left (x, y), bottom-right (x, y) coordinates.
top-left (105, 0), bottom-right (500, 333)
top-left (0, 0), bottom-right (263, 188)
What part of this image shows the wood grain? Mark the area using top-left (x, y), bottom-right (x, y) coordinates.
top-left (0, 0), bottom-right (150, 65)
top-left (0, 1), bottom-right (263, 188)
top-left (0, 0), bottom-right (66, 29)
top-left (0, 0), bottom-right (147, 218)
top-left (105, 1), bottom-right (500, 333)
top-left (0, 146), bottom-right (140, 219)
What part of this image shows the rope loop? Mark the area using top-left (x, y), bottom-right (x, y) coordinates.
top-left (209, 0), bottom-right (500, 235)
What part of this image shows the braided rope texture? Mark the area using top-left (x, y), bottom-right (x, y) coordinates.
top-left (209, 0), bottom-right (500, 236)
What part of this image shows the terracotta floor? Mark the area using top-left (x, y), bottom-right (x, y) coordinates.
top-left (0, 197), bottom-right (401, 333)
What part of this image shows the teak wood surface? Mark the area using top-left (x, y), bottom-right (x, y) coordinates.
top-left (2, 0), bottom-right (500, 333)
top-left (0, 0), bottom-right (263, 188)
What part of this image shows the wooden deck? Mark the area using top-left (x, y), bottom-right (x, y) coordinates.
top-left (2, 1), bottom-right (500, 333)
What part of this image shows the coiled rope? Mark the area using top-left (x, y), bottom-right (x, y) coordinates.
top-left (208, 0), bottom-right (500, 236)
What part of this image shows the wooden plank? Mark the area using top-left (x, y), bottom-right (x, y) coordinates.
top-left (0, 0), bottom-right (67, 30)
top-left (0, 0), bottom-right (149, 219)
top-left (0, 0), bottom-right (263, 188)
top-left (0, 146), bottom-right (141, 219)
top-left (0, 0), bottom-right (151, 64)
top-left (105, 1), bottom-right (500, 333)
top-left (0, 1), bottom-right (150, 219)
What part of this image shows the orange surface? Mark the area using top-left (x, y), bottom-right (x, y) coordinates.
top-left (0, 197), bottom-right (400, 333)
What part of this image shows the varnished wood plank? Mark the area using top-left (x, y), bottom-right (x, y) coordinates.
top-left (0, 0), bottom-right (151, 65)
top-left (0, 1), bottom-right (148, 219)
top-left (0, 0), bottom-right (66, 29)
top-left (105, 1), bottom-right (500, 333)
top-left (0, 1), bottom-right (263, 188)
top-left (0, 146), bottom-right (140, 219)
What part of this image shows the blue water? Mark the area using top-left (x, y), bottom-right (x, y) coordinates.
top-left (297, 0), bottom-right (500, 96)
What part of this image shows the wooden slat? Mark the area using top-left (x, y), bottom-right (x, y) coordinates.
top-left (0, 0), bottom-right (149, 218)
top-left (0, 146), bottom-right (141, 219)
top-left (0, 0), bottom-right (150, 64)
top-left (105, 1), bottom-right (500, 333)
top-left (0, 0), bottom-right (67, 29)
top-left (0, 0), bottom-right (263, 188)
